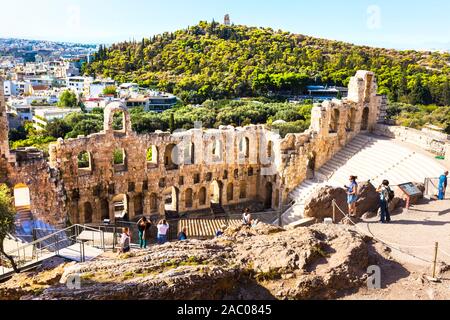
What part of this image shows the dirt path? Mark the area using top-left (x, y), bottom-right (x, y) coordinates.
top-left (355, 198), bottom-right (450, 267)
top-left (341, 197), bottom-right (450, 300)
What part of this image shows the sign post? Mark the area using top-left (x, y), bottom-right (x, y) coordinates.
top-left (398, 182), bottom-right (422, 212)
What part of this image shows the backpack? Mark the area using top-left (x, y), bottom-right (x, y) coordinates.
top-left (387, 187), bottom-right (395, 202)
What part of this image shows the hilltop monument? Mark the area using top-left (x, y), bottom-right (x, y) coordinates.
top-left (224, 14), bottom-right (231, 26)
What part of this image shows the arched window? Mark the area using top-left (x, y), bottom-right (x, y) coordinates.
top-left (134, 193), bottom-right (144, 217)
top-left (239, 137), bottom-right (250, 159)
top-left (84, 202), bottom-right (93, 224)
top-left (199, 187), bottom-right (207, 206)
top-left (147, 145), bottom-right (158, 166)
top-left (227, 183), bottom-right (234, 201)
top-left (150, 193), bottom-right (158, 213)
top-left (112, 111), bottom-right (125, 132)
top-left (346, 108), bottom-right (356, 132)
top-left (13, 183), bottom-right (31, 210)
top-left (112, 194), bottom-right (128, 221)
top-left (212, 139), bottom-right (222, 162)
top-left (265, 182), bottom-right (273, 209)
top-left (184, 142), bottom-right (195, 165)
top-left (185, 188), bottom-right (193, 208)
top-left (329, 109), bottom-right (340, 134)
top-left (165, 144), bottom-right (179, 170)
top-left (100, 199), bottom-right (109, 221)
top-left (113, 148), bottom-right (126, 172)
top-left (361, 107), bottom-right (370, 131)
top-left (274, 189), bottom-right (280, 209)
top-left (77, 151), bottom-right (92, 171)
top-left (239, 181), bottom-right (247, 199)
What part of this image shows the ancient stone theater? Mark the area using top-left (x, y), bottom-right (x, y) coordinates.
top-left (0, 71), bottom-right (383, 227)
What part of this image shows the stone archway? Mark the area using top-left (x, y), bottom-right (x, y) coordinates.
top-left (185, 188), bottom-right (193, 208)
top-left (83, 202), bottom-right (93, 224)
top-left (306, 152), bottom-right (316, 180)
top-left (163, 187), bottom-right (179, 214)
top-left (226, 183), bottom-right (234, 202)
top-left (264, 182), bottom-right (273, 209)
top-left (13, 183), bottom-right (31, 210)
top-left (149, 193), bottom-right (158, 214)
top-left (274, 189), bottom-right (280, 209)
top-left (164, 144), bottom-right (179, 170)
top-left (361, 107), bottom-right (370, 131)
top-left (112, 194), bottom-right (128, 221)
top-left (211, 180), bottom-right (224, 205)
top-left (329, 109), bottom-right (340, 134)
top-left (100, 199), bottom-right (109, 221)
top-left (134, 193), bottom-right (144, 217)
top-left (347, 108), bottom-right (356, 132)
top-left (199, 187), bottom-right (207, 206)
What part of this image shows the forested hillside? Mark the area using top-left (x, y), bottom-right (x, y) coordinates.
top-left (84, 21), bottom-right (450, 105)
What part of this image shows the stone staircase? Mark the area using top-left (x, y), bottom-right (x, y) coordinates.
top-left (13, 210), bottom-right (72, 252)
top-left (278, 133), bottom-right (447, 226)
top-left (278, 134), bottom-right (374, 225)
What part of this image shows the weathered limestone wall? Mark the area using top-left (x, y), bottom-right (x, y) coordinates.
top-left (48, 102), bottom-right (281, 224)
top-left (277, 71), bottom-right (381, 202)
top-left (375, 124), bottom-right (449, 156)
top-left (0, 70), bottom-right (383, 226)
top-left (7, 150), bottom-right (67, 226)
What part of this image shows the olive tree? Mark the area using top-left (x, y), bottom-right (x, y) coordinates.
top-left (0, 184), bottom-right (18, 273)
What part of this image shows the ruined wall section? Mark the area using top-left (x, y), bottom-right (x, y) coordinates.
top-left (48, 103), bottom-right (277, 223)
top-left (7, 149), bottom-right (67, 226)
top-left (278, 71), bottom-right (382, 202)
top-left (1, 70), bottom-right (382, 226)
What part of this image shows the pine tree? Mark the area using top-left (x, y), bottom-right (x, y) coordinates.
top-left (409, 75), bottom-right (432, 105)
top-left (169, 113), bottom-right (175, 133)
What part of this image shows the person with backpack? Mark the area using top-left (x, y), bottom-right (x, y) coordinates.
top-left (345, 176), bottom-right (359, 217)
top-left (377, 180), bottom-right (393, 224)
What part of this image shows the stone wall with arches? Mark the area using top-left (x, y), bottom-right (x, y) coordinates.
top-left (46, 108), bottom-right (275, 223)
top-left (0, 71), bottom-right (384, 226)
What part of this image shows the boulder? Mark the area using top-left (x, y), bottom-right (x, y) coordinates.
top-left (355, 181), bottom-right (380, 216)
top-left (303, 186), bottom-right (347, 222)
top-left (303, 181), bottom-right (380, 222)
top-left (1, 223), bottom-right (376, 301)
top-left (388, 197), bottom-right (404, 214)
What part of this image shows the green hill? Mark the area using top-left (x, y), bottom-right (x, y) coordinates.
top-left (84, 21), bottom-right (450, 105)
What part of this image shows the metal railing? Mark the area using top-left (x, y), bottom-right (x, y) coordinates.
top-left (0, 224), bottom-right (106, 279)
top-left (424, 177), bottom-right (441, 198)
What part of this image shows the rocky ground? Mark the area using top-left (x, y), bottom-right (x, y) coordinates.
top-left (2, 222), bottom-right (448, 300)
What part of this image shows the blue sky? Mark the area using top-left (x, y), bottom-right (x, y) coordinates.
top-left (1, 0), bottom-right (449, 50)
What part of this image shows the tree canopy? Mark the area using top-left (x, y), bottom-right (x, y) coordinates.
top-left (0, 184), bottom-right (18, 272)
top-left (84, 22), bottom-right (450, 105)
top-left (58, 90), bottom-right (78, 108)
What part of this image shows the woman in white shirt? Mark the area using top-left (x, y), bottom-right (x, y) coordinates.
top-left (157, 219), bottom-right (170, 244)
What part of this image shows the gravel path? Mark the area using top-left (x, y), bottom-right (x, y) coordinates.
top-left (356, 198), bottom-right (450, 267)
